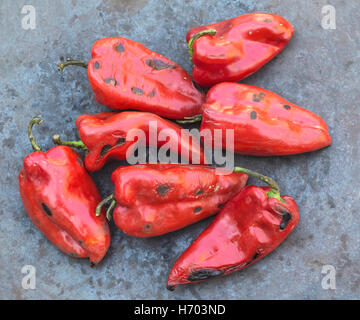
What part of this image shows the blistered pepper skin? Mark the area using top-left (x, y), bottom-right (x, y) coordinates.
top-left (200, 82), bottom-right (332, 156)
top-left (110, 164), bottom-right (248, 237)
top-left (167, 186), bottom-right (299, 289)
top-left (88, 37), bottom-right (204, 119)
top-left (187, 13), bottom-right (294, 87)
top-left (19, 146), bottom-right (110, 264)
top-left (75, 112), bottom-right (206, 171)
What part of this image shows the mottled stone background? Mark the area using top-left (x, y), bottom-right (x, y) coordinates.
top-left (0, 0), bottom-right (359, 299)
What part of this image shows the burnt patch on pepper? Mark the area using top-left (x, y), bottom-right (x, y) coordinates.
top-left (250, 111), bottom-right (257, 120)
top-left (252, 252), bottom-right (261, 260)
top-left (156, 184), bottom-right (170, 196)
top-left (187, 269), bottom-right (225, 282)
top-left (115, 43), bottom-right (125, 52)
top-left (194, 206), bottom-right (202, 213)
top-left (147, 89), bottom-right (156, 98)
top-left (280, 210), bottom-right (292, 230)
top-left (100, 144), bottom-right (112, 157)
top-left (116, 137), bottom-right (126, 145)
top-left (146, 59), bottom-right (175, 70)
top-left (104, 78), bottom-right (117, 85)
top-left (143, 223), bottom-right (152, 233)
top-left (131, 87), bottom-right (144, 95)
top-left (253, 92), bottom-right (266, 102)
top-left (94, 61), bottom-right (100, 69)
top-left (195, 189), bottom-right (204, 196)
top-left (42, 203), bottom-right (52, 216)
top-left (283, 104), bottom-right (291, 110)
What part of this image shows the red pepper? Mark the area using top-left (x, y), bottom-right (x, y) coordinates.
top-left (57, 37), bottom-right (204, 119)
top-left (19, 117), bottom-right (110, 265)
top-left (95, 164), bottom-right (248, 237)
top-left (186, 13), bottom-right (294, 87)
top-left (180, 82), bottom-right (331, 155)
top-left (167, 168), bottom-right (299, 290)
top-left (52, 111), bottom-right (206, 171)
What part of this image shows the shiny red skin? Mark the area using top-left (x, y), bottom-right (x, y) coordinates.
top-left (88, 37), bottom-right (204, 119)
top-left (110, 164), bottom-right (248, 237)
top-left (167, 186), bottom-right (299, 289)
top-left (200, 82), bottom-right (332, 156)
top-left (18, 146), bottom-right (110, 264)
top-left (186, 13), bottom-right (294, 87)
top-left (76, 112), bottom-right (206, 171)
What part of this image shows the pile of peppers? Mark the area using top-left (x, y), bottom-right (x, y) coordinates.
top-left (19, 13), bottom-right (331, 289)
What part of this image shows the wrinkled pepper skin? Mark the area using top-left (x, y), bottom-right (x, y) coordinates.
top-left (75, 112), bottom-right (206, 171)
top-left (88, 37), bottom-right (204, 119)
top-left (200, 82), bottom-right (331, 156)
top-left (19, 146), bottom-right (110, 264)
top-left (167, 186), bottom-right (299, 290)
top-left (110, 164), bottom-right (248, 237)
top-left (186, 13), bottom-right (294, 87)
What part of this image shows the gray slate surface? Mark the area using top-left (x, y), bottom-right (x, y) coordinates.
top-left (0, 0), bottom-right (359, 299)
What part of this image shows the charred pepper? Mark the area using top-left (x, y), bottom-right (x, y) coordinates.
top-left (95, 164), bottom-right (248, 237)
top-left (187, 13), bottom-right (294, 87)
top-left (58, 37), bottom-right (204, 119)
top-left (167, 168), bottom-right (299, 290)
top-left (52, 111), bottom-right (206, 171)
top-left (19, 117), bottom-right (110, 265)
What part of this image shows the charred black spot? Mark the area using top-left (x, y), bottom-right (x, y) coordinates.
top-left (218, 203), bottom-right (225, 209)
top-left (115, 43), bottom-right (125, 52)
top-left (42, 203), bottom-right (52, 216)
top-left (253, 92), bottom-right (266, 102)
top-left (116, 137), bottom-right (126, 145)
top-left (104, 78), bottom-right (117, 85)
top-left (143, 223), bottom-right (152, 233)
top-left (280, 210), bottom-right (292, 230)
top-left (131, 87), bottom-right (144, 95)
top-left (284, 104), bottom-right (291, 110)
top-left (195, 189), bottom-right (204, 196)
top-left (252, 252), bottom-right (261, 260)
top-left (147, 89), bottom-right (156, 98)
top-left (146, 59), bottom-right (175, 70)
top-left (187, 269), bottom-right (225, 282)
top-left (100, 144), bottom-right (112, 157)
top-left (94, 61), bottom-right (100, 69)
top-left (157, 184), bottom-right (170, 196)
top-left (167, 285), bottom-right (175, 291)
top-left (194, 206), bottom-right (202, 213)
top-left (250, 111), bottom-right (257, 120)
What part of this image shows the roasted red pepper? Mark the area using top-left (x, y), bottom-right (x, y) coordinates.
top-left (58, 37), bottom-right (204, 119)
top-left (52, 111), bottom-right (206, 171)
top-left (19, 117), bottom-right (110, 265)
top-left (186, 13), bottom-right (294, 87)
top-left (167, 168), bottom-right (299, 290)
top-left (179, 82), bottom-right (331, 156)
top-left (95, 164), bottom-right (248, 237)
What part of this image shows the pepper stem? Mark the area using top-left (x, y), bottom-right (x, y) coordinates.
top-left (57, 58), bottom-right (88, 72)
top-left (52, 134), bottom-right (88, 152)
top-left (96, 194), bottom-right (116, 218)
top-left (28, 116), bottom-right (43, 152)
top-left (176, 114), bottom-right (203, 124)
top-left (233, 167), bottom-right (283, 201)
top-left (188, 29), bottom-right (217, 61)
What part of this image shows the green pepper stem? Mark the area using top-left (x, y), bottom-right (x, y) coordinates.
top-left (52, 134), bottom-right (88, 152)
top-left (233, 167), bottom-right (283, 201)
top-left (106, 200), bottom-right (117, 221)
top-left (176, 114), bottom-right (203, 124)
top-left (57, 59), bottom-right (88, 72)
top-left (96, 194), bottom-right (116, 217)
top-left (28, 116), bottom-right (43, 152)
top-left (188, 29), bottom-right (217, 61)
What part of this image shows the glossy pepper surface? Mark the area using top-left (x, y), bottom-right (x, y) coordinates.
top-left (53, 111), bottom-right (206, 171)
top-left (198, 82), bottom-right (332, 156)
top-left (19, 117), bottom-right (110, 265)
top-left (186, 13), bottom-right (294, 87)
top-left (167, 169), bottom-right (299, 290)
top-left (96, 164), bottom-right (248, 237)
top-left (58, 37), bottom-right (204, 119)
